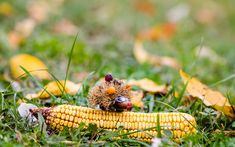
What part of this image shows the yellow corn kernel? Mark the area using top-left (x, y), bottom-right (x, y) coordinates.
top-left (60, 120), bottom-right (64, 125)
top-left (63, 120), bottom-right (68, 126)
top-left (56, 113), bottom-right (61, 118)
top-left (69, 116), bottom-right (74, 122)
top-left (65, 115), bottom-right (70, 121)
top-left (65, 109), bottom-right (69, 114)
top-left (61, 114), bottom-right (66, 120)
top-left (68, 122), bottom-right (73, 128)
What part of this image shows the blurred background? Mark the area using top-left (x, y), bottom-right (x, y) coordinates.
top-left (0, 0), bottom-right (235, 98)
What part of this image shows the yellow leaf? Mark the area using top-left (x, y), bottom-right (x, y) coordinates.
top-left (180, 70), bottom-right (235, 119)
top-left (26, 80), bottom-right (81, 99)
top-left (133, 40), bottom-right (180, 69)
top-left (130, 90), bottom-right (144, 108)
top-left (128, 78), bottom-right (167, 94)
top-left (9, 54), bottom-right (51, 80)
top-left (0, 2), bottom-right (13, 16)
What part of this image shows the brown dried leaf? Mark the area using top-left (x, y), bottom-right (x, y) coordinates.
top-left (9, 54), bottom-right (51, 80)
top-left (128, 78), bottom-right (167, 94)
top-left (27, 0), bottom-right (64, 23)
top-left (14, 18), bottom-right (36, 38)
top-left (27, 1), bottom-right (49, 23)
top-left (52, 19), bottom-right (78, 36)
top-left (8, 18), bottom-right (35, 48)
top-left (137, 23), bottom-right (176, 41)
top-left (130, 90), bottom-right (144, 108)
top-left (7, 31), bottom-right (24, 49)
top-left (26, 80), bottom-right (81, 99)
top-left (195, 7), bottom-right (222, 25)
top-left (180, 70), bottom-right (235, 119)
top-left (133, 0), bottom-right (155, 16)
top-left (133, 40), bottom-right (181, 69)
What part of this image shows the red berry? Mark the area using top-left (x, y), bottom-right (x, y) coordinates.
top-left (105, 74), bottom-right (113, 82)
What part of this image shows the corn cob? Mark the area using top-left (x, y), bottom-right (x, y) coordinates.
top-left (31, 104), bottom-right (196, 142)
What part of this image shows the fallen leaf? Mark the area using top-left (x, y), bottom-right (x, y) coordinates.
top-left (195, 9), bottom-right (215, 25)
top-left (128, 78), bottom-right (167, 94)
top-left (194, 3), bottom-right (224, 25)
top-left (52, 19), bottom-right (78, 35)
top-left (133, 0), bottom-right (155, 16)
top-left (7, 31), bottom-right (24, 49)
top-left (27, 0), bottom-right (64, 23)
top-left (14, 18), bottom-right (36, 38)
top-left (27, 1), bottom-right (49, 23)
top-left (180, 70), bottom-right (235, 119)
top-left (137, 23), bottom-right (176, 41)
top-left (0, 2), bottom-right (13, 16)
top-left (8, 18), bottom-right (35, 48)
top-left (133, 40), bottom-right (181, 69)
top-left (26, 80), bottom-right (81, 99)
top-left (9, 54), bottom-right (51, 80)
top-left (130, 90), bottom-right (144, 108)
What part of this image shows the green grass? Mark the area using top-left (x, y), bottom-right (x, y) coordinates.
top-left (1, 0), bottom-right (235, 146)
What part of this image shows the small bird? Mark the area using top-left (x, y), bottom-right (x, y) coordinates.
top-left (88, 74), bottom-right (132, 112)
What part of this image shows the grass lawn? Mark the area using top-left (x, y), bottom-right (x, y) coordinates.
top-left (0, 0), bottom-right (235, 146)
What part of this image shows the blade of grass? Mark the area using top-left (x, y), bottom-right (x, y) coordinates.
top-left (63, 34), bottom-right (79, 95)
top-left (188, 37), bottom-right (204, 72)
top-left (1, 92), bottom-right (4, 110)
top-left (209, 73), bottom-right (235, 87)
top-left (48, 71), bottom-right (70, 100)
top-left (117, 139), bottom-right (150, 147)
top-left (20, 66), bottom-right (57, 99)
top-left (176, 81), bottom-right (188, 107)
